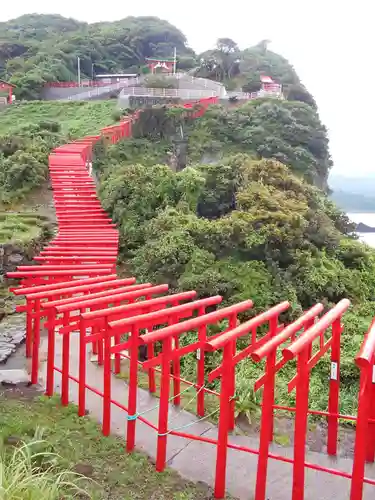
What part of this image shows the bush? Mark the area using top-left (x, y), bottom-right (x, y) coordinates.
top-left (97, 151), bottom-right (375, 416)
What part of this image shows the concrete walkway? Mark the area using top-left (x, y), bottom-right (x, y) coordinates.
top-left (39, 332), bottom-right (375, 500)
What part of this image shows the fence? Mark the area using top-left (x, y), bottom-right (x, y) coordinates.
top-left (6, 95), bottom-right (375, 499)
top-left (119, 87), bottom-right (218, 98)
top-left (46, 78), bottom-right (140, 88)
top-left (227, 89), bottom-right (284, 100)
top-left (64, 78), bottom-right (141, 101)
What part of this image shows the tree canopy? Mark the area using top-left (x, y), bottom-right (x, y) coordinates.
top-left (196, 38), bottom-right (316, 107)
top-left (187, 100), bottom-right (331, 190)
top-left (0, 14), bottom-right (195, 99)
top-left (95, 143), bottom-right (372, 415)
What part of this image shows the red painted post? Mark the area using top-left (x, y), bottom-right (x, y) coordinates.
top-left (291, 348), bottom-right (310, 500)
top-left (102, 326), bottom-right (112, 436)
top-left (61, 312), bottom-right (71, 406)
top-left (214, 341), bottom-right (234, 499)
top-left (228, 313), bottom-right (238, 432)
top-left (45, 308), bottom-right (56, 397)
top-left (350, 365), bottom-right (371, 500)
top-left (127, 325), bottom-right (140, 451)
top-left (31, 299), bottom-right (41, 385)
top-left (196, 306), bottom-right (206, 416)
top-left (254, 336), bottom-right (277, 500)
top-left (366, 376), bottom-right (375, 463)
top-left (26, 298), bottom-right (33, 358)
top-left (156, 336), bottom-right (172, 472)
top-left (78, 318), bottom-right (87, 417)
top-left (351, 318), bottom-right (375, 498)
top-left (327, 317), bottom-right (341, 456)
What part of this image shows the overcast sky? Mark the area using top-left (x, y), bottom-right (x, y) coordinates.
top-left (1, 1), bottom-right (373, 178)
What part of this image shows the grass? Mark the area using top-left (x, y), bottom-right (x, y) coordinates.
top-left (0, 212), bottom-right (51, 244)
top-left (0, 391), bottom-right (217, 499)
top-left (0, 101), bottom-right (118, 138)
top-left (0, 430), bottom-right (88, 499)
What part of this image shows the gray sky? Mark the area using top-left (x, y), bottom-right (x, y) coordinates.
top-left (1, 1), bottom-right (373, 177)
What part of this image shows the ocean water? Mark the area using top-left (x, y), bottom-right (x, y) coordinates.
top-left (347, 212), bottom-right (375, 247)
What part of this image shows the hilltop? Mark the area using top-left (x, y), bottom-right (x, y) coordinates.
top-left (2, 14), bottom-right (316, 109)
top-left (0, 14), bottom-right (195, 98)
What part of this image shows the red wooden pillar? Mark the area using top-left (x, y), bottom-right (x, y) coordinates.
top-left (214, 341), bottom-right (235, 499)
top-left (156, 336), bottom-right (173, 471)
top-left (31, 299), bottom-right (41, 385)
top-left (350, 364), bottom-right (372, 499)
top-left (327, 317), bottom-right (342, 455)
top-left (61, 311), bottom-right (72, 406)
top-left (291, 348), bottom-right (310, 500)
top-left (127, 325), bottom-right (141, 451)
top-left (255, 340), bottom-right (277, 500)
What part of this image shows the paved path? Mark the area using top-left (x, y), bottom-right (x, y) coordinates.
top-left (39, 333), bottom-right (375, 500)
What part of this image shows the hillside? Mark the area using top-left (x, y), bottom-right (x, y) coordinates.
top-left (0, 14), bottom-right (195, 99)
top-left (2, 14), bottom-right (316, 107)
top-left (92, 100), bottom-right (374, 416)
top-left (195, 38), bottom-right (316, 107)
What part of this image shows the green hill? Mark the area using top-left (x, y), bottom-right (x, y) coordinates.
top-left (1, 14), bottom-right (317, 107)
top-left (0, 14), bottom-right (195, 99)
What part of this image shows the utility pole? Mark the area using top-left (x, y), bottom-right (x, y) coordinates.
top-left (173, 47), bottom-right (177, 75)
top-left (77, 56), bottom-right (81, 87)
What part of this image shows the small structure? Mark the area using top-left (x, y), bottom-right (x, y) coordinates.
top-left (260, 75), bottom-right (282, 94)
top-left (0, 79), bottom-right (15, 104)
top-left (145, 58), bottom-right (175, 74)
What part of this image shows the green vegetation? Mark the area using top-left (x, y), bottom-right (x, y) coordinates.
top-left (187, 100), bottom-right (331, 190)
top-left (1, 13), bottom-right (315, 108)
top-left (0, 393), bottom-right (214, 499)
top-left (0, 431), bottom-right (86, 499)
top-left (195, 38), bottom-right (315, 107)
top-left (0, 101), bottom-right (116, 136)
top-left (94, 96), bottom-right (372, 417)
top-left (0, 101), bottom-right (116, 205)
top-left (0, 14), bottom-right (195, 99)
top-left (0, 212), bottom-right (51, 243)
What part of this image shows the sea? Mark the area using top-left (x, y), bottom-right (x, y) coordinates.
top-left (348, 213), bottom-right (375, 248)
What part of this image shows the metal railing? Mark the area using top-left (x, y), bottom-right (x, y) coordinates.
top-left (65, 79), bottom-right (139, 101)
top-left (119, 87), bottom-right (217, 98)
top-left (227, 89), bottom-right (284, 100)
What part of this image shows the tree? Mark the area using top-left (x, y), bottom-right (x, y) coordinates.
top-left (1, 15), bottom-right (193, 97)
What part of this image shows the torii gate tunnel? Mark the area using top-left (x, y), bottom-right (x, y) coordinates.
top-left (7, 95), bottom-right (375, 499)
